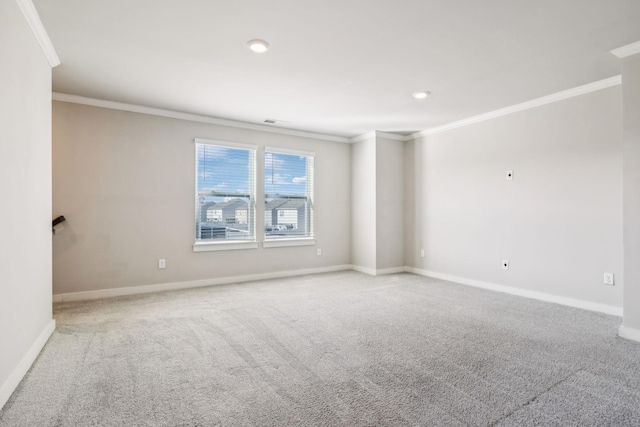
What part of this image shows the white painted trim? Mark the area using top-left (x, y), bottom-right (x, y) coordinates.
top-left (350, 130), bottom-right (407, 144)
top-left (53, 74), bottom-right (621, 144)
top-left (50, 264), bottom-right (624, 319)
top-left (405, 267), bottom-right (623, 317)
top-left (349, 265), bottom-right (405, 276)
top-left (263, 238), bottom-right (315, 248)
top-left (409, 76), bottom-right (622, 139)
top-left (350, 131), bottom-right (377, 143)
top-left (611, 41), bottom-right (640, 59)
top-left (376, 267), bottom-right (406, 275)
top-left (619, 325), bottom-right (640, 342)
top-left (52, 93), bottom-right (351, 143)
top-left (194, 138), bottom-right (257, 150)
top-left (0, 319), bottom-right (55, 409)
top-left (193, 241), bottom-right (258, 252)
top-left (351, 265), bottom-right (377, 275)
top-left (52, 265), bottom-right (353, 303)
top-left (265, 146), bottom-right (315, 157)
top-left (373, 131), bottom-right (408, 142)
top-left (15, 0), bottom-right (60, 67)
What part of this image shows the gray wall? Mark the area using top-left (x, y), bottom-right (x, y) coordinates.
top-left (52, 102), bottom-right (351, 294)
top-left (622, 54), bottom-right (640, 330)
top-left (376, 137), bottom-right (404, 270)
top-left (0, 0), bottom-right (53, 405)
top-left (406, 86), bottom-right (623, 309)
top-left (50, 51), bottom-right (628, 319)
top-left (350, 137), bottom-right (376, 270)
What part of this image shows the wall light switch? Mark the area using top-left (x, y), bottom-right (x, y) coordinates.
top-left (317, 248), bottom-right (322, 256)
top-left (604, 272), bottom-right (614, 286)
top-left (506, 170), bottom-right (514, 180)
top-left (502, 260), bottom-right (509, 270)
top-left (420, 249), bottom-right (425, 258)
top-left (159, 259), bottom-right (166, 269)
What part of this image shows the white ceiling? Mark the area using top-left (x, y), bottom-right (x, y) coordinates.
top-left (33, 0), bottom-right (640, 138)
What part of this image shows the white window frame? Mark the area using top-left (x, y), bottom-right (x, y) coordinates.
top-left (193, 138), bottom-right (258, 252)
top-left (263, 147), bottom-right (315, 248)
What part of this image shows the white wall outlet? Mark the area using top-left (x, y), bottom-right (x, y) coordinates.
top-left (159, 259), bottom-right (166, 269)
top-left (420, 249), bottom-right (425, 258)
top-left (316, 248), bottom-right (322, 256)
top-left (502, 260), bottom-right (509, 270)
top-left (604, 272), bottom-right (614, 286)
top-left (506, 170), bottom-right (514, 180)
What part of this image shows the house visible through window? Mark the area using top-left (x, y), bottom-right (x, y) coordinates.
top-left (195, 140), bottom-right (256, 242)
top-left (264, 149), bottom-right (314, 239)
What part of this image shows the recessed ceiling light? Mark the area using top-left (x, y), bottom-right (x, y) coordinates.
top-left (412, 91), bottom-right (431, 99)
top-left (247, 39), bottom-right (270, 53)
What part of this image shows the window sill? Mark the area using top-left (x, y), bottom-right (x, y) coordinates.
top-left (263, 238), bottom-right (316, 248)
top-left (193, 241), bottom-right (259, 252)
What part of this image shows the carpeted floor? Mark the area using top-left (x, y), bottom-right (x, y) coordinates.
top-left (2, 271), bottom-right (640, 426)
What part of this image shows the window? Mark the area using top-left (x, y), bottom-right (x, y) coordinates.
top-left (195, 139), bottom-right (256, 245)
top-left (264, 148), bottom-right (314, 240)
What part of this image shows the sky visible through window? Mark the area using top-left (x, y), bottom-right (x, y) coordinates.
top-left (265, 152), bottom-right (307, 197)
top-left (196, 147), bottom-right (308, 200)
top-left (197, 145), bottom-right (250, 201)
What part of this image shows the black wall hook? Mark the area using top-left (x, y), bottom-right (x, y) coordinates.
top-left (52, 216), bottom-right (66, 227)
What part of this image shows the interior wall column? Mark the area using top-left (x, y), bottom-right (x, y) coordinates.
top-left (618, 43), bottom-right (640, 341)
top-left (350, 132), bottom-right (405, 274)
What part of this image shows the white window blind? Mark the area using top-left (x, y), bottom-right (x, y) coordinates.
top-left (195, 140), bottom-right (256, 242)
top-left (264, 149), bottom-right (314, 239)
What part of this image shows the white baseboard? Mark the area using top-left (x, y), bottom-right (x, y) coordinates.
top-left (405, 266), bottom-right (623, 317)
top-left (350, 265), bottom-right (406, 276)
top-left (376, 266), bottom-right (406, 275)
top-left (350, 265), bottom-right (376, 275)
top-left (52, 264), bottom-right (623, 319)
top-left (53, 265), bottom-right (353, 303)
top-left (619, 325), bottom-right (640, 342)
top-left (0, 319), bottom-right (55, 410)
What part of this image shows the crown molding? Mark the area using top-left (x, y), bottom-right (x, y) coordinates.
top-left (54, 74), bottom-right (620, 144)
top-left (374, 131), bottom-right (408, 142)
top-left (409, 76), bottom-right (621, 140)
top-left (611, 40), bottom-right (640, 59)
top-left (15, 0), bottom-right (60, 67)
top-left (350, 130), bottom-right (408, 143)
top-left (52, 93), bottom-right (352, 143)
top-left (350, 131), bottom-right (377, 143)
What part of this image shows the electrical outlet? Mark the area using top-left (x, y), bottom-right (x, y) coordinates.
top-left (317, 248), bottom-right (322, 256)
top-left (159, 259), bottom-right (166, 269)
top-left (502, 260), bottom-right (509, 270)
top-left (604, 272), bottom-right (614, 286)
top-left (420, 249), bottom-right (425, 258)
top-left (506, 170), bottom-right (513, 180)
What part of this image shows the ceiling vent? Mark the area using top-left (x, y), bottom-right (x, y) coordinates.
top-left (263, 119), bottom-right (290, 126)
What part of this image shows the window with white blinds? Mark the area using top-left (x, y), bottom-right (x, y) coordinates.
top-left (195, 139), bottom-right (256, 242)
top-left (264, 148), bottom-right (314, 239)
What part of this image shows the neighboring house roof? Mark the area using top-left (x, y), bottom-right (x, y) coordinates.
top-left (265, 199), bottom-right (288, 210)
top-left (275, 199), bottom-right (306, 210)
top-left (208, 199), bottom-right (247, 210)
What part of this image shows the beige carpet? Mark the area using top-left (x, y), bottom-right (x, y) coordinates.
top-left (2, 271), bottom-right (640, 426)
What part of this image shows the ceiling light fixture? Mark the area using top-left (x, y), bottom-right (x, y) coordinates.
top-left (412, 91), bottom-right (431, 100)
top-left (247, 39), bottom-right (270, 53)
